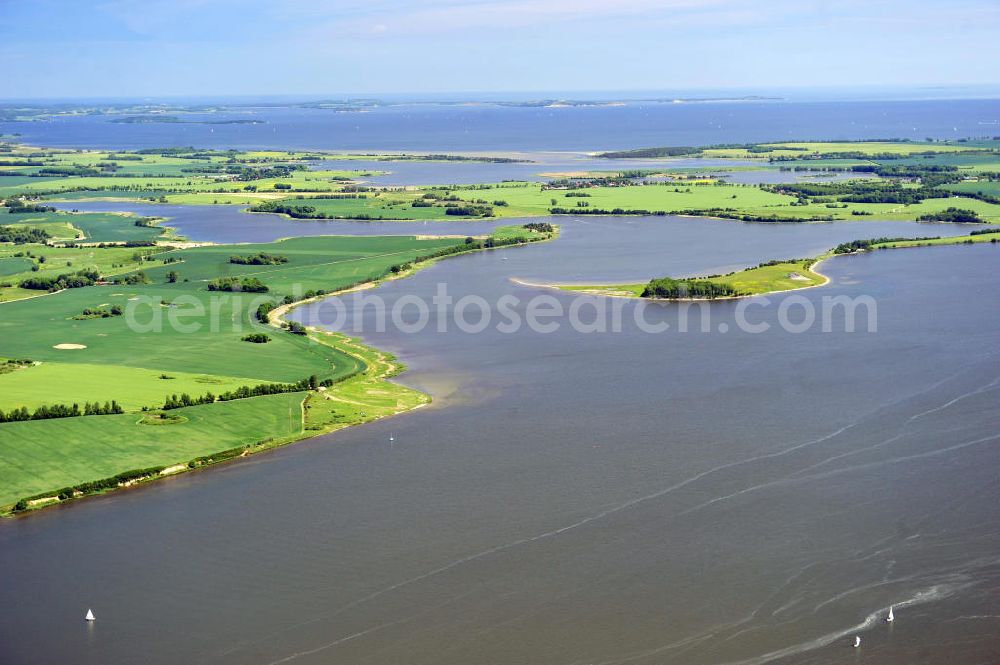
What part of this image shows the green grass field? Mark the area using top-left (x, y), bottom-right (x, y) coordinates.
top-left (0, 393), bottom-right (305, 505)
top-left (0, 243), bottom-right (167, 302)
top-left (0, 235), bottom-right (464, 412)
top-left (3, 208), bottom-right (167, 243)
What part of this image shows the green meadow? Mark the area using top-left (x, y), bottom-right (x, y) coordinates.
top-left (0, 393), bottom-right (306, 505)
top-left (0, 243), bottom-right (167, 302)
top-left (0, 235), bottom-right (463, 412)
top-left (2, 208), bottom-right (167, 243)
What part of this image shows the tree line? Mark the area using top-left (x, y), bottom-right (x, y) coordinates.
top-left (0, 400), bottom-right (123, 423)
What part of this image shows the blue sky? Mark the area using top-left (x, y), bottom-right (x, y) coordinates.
top-left (2, 0), bottom-right (998, 99)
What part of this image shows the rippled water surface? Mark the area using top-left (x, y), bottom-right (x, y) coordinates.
top-left (2, 207), bottom-right (998, 665)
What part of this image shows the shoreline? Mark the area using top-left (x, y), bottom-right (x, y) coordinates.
top-left (2, 227), bottom-right (557, 518)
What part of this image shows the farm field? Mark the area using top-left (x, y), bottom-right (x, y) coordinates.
top-left (2, 207), bottom-right (167, 243)
top-left (0, 393), bottom-right (306, 505)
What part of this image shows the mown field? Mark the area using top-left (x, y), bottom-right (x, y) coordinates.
top-left (2, 207), bottom-right (167, 243)
top-left (0, 234), bottom-right (464, 411)
top-left (0, 243), bottom-right (167, 302)
top-left (0, 393), bottom-right (306, 505)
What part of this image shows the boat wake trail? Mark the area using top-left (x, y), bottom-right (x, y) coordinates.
top-left (715, 584), bottom-right (961, 665)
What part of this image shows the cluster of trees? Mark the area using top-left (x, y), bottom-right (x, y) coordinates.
top-left (916, 207), bottom-right (983, 223)
top-left (0, 227), bottom-right (49, 244)
top-left (111, 271), bottom-right (148, 286)
top-left (251, 202), bottom-right (318, 217)
top-left (444, 204), bottom-right (494, 217)
top-left (73, 305), bottom-right (123, 319)
top-left (19, 268), bottom-right (100, 291)
top-left (860, 164), bottom-right (964, 187)
top-left (229, 253), bottom-right (288, 265)
top-left (207, 276), bottom-right (269, 292)
top-left (37, 165), bottom-right (102, 177)
top-left (241, 333), bottom-right (270, 343)
top-left (395, 154), bottom-right (524, 163)
top-left (641, 277), bottom-right (741, 299)
top-left (523, 222), bottom-right (555, 233)
top-left (256, 301), bottom-right (275, 323)
top-left (768, 180), bottom-right (951, 205)
top-left (548, 206), bottom-right (667, 216)
top-left (4, 198), bottom-right (55, 214)
top-left (161, 392), bottom-right (216, 409)
top-left (63, 239), bottom-right (158, 249)
top-left (598, 146), bottom-right (701, 159)
top-left (183, 163), bottom-right (305, 181)
top-left (0, 400), bottom-right (123, 423)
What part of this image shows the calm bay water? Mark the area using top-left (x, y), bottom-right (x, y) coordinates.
top-left (1, 209), bottom-right (998, 664)
top-left (5, 98), bottom-right (1000, 152)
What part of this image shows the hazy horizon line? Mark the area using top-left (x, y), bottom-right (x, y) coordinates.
top-left (3, 83), bottom-right (1000, 105)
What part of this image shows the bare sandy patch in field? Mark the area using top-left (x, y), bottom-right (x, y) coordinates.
top-left (53, 343), bottom-right (87, 350)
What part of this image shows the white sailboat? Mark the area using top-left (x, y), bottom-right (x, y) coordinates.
top-left (389, 435), bottom-right (395, 442)
top-left (85, 609), bottom-right (95, 622)
top-left (887, 605), bottom-right (895, 622)
top-left (853, 635), bottom-right (861, 648)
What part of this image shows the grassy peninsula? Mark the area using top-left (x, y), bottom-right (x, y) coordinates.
top-left (0, 222), bottom-right (556, 514)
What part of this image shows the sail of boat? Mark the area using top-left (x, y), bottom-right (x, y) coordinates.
top-left (85, 609), bottom-right (95, 622)
top-left (888, 605), bottom-right (895, 622)
top-left (853, 635), bottom-right (861, 648)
